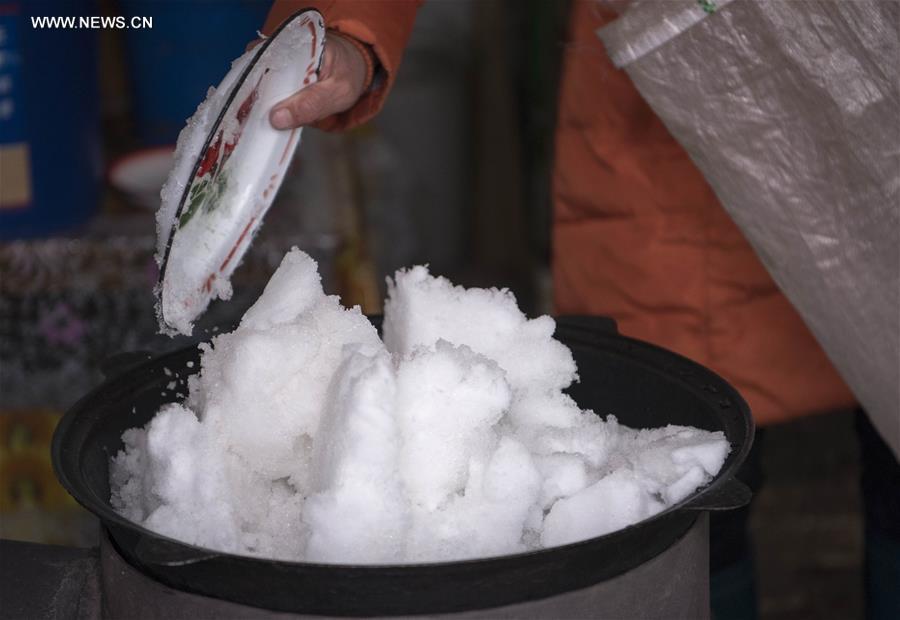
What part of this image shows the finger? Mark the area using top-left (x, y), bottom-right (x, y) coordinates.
top-left (270, 78), bottom-right (356, 129)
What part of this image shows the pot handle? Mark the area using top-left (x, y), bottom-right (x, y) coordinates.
top-left (133, 535), bottom-right (220, 567)
top-left (100, 351), bottom-right (154, 380)
top-left (683, 478), bottom-right (752, 512)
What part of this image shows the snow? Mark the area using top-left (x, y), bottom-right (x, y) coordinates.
top-left (111, 248), bottom-right (730, 563)
top-left (540, 469), bottom-right (665, 547)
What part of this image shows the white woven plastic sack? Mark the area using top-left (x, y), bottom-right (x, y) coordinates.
top-left (598, 0), bottom-right (899, 457)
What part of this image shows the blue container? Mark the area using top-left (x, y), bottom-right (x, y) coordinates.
top-left (0, 0), bottom-right (101, 239)
top-left (120, 0), bottom-right (271, 146)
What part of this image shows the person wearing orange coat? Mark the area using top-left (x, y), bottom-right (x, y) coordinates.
top-left (263, 0), bottom-right (422, 132)
top-left (260, 2), bottom-right (898, 618)
top-left (262, 0), bottom-right (854, 428)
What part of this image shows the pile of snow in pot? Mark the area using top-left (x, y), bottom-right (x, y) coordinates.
top-left (111, 249), bottom-right (730, 563)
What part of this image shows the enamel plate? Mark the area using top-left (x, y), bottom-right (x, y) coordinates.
top-left (155, 10), bottom-right (325, 335)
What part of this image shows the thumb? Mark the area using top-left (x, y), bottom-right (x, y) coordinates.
top-left (270, 81), bottom-right (336, 129)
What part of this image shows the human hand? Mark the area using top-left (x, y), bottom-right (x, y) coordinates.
top-left (269, 31), bottom-right (372, 130)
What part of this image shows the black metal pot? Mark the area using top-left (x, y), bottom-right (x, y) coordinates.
top-left (52, 316), bottom-right (753, 617)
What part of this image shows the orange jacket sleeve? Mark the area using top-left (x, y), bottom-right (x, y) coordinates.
top-left (262, 0), bottom-right (422, 131)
